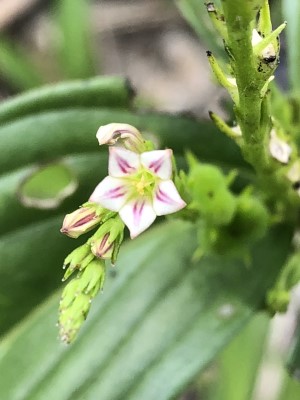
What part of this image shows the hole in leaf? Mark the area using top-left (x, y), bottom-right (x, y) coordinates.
top-left (18, 163), bottom-right (78, 209)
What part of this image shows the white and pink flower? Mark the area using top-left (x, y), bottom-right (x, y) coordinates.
top-left (89, 146), bottom-right (186, 238)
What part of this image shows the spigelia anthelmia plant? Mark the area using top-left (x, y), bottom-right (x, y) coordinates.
top-left (4, 1), bottom-right (300, 398)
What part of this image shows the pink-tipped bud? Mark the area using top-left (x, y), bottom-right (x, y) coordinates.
top-left (90, 216), bottom-right (125, 263)
top-left (91, 233), bottom-right (114, 259)
top-left (96, 123), bottom-right (146, 153)
top-left (60, 204), bottom-right (102, 238)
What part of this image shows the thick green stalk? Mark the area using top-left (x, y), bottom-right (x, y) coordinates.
top-left (220, 0), bottom-right (299, 214)
top-left (221, 0), bottom-right (266, 158)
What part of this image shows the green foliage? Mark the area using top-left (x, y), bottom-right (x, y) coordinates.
top-left (0, 36), bottom-right (44, 90)
top-left (54, 0), bottom-right (96, 79)
top-left (212, 314), bottom-right (270, 400)
top-left (0, 0), bottom-right (96, 91)
top-left (19, 163), bottom-right (77, 209)
top-left (278, 372), bottom-right (300, 400)
top-left (175, 0), bottom-right (225, 58)
top-left (1, 0), bottom-right (300, 397)
top-left (0, 75), bottom-right (248, 335)
top-left (0, 221), bottom-right (291, 400)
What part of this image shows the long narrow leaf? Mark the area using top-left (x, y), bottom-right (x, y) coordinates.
top-left (54, 0), bottom-right (96, 79)
top-left (211, 314), bottom-right (269, 400)
top-left (0, 109), bottom-right (246, 175)
top-left (0, 221), bottom-right (291, 400)
top-left (0, 36), bottom-right (44, 91)
top-left (0, 76), bottom-right (133, 124)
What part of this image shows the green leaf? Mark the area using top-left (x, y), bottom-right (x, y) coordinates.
top-left (0, 221), bottom-right (291, 400)
top-left (0, 76), bottom-right (133, 124)
top-left (0, 108), bottom-right (246, 174)
top-left (278, 371), bottom-right (300, 400)
top-left (54, 0), bottom-right (96, 79)
top-left (282, 0), bottom-right (300, 91)
top-left (0, 216), bottom-right (74, 334)
top-left (0, 153), bottom-right (107, 236)
top-left (0, 36), bottom-right (44, 91)
top-left (211, 313), bottom-right (269, 400)
top-left (286, 319), bottom-right (300, 380)
top-left (19, 163), bottom-right (78, 209)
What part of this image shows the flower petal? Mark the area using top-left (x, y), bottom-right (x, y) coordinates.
top-left (96, 123), bottom-right (145, 152)
top-left (119, 198), bottom-right (156, 238)
top-left (153, 180), bottom-right (186, 216)
top-left (140, 149), bottom-right (172, 179)
top-left (109, 147), bottom-right (140, 177)
top-left (89, 176), bottom-right (128, 211)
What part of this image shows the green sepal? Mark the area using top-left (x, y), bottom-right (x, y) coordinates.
top-left (205, 2), bottom-right (228, 41)
top-left (257, 0), bottom-right (272, 36)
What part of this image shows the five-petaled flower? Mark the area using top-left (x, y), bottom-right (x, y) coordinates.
top-left (89, 147), bottom-right (186, 238)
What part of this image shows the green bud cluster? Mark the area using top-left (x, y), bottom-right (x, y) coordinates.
top-left (181, 154), bottom-right (269, 259)
top-left (59, 205), bottom-right (125, 343)
top-left (59, 259), bottom-right (106, 344)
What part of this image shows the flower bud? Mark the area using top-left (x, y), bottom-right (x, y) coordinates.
top-left (60, 203), bottom-right (102, 238)
top-left (62, 244), bottom-right (94, 281)
top-left (90, 217), bottom-right (125, 264)
top-left (76, 259), bottom-right (106, 296)
top-left (96, 123), bottom-right (146, 153)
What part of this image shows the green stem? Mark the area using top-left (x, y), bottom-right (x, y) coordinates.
top-left (221, 0), bottom-right (299, 216)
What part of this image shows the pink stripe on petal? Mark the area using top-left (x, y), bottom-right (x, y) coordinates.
top-left (109, 147), bottom-right (140, 177)
top-left (119, 198), bottom-right (156, 238)
top-left (89, 177), bottom-right (128, 212)
top-left (105, 186), bottom-right (127, 199)
top-left (116, 155), bottom-right (136, 174)
top-left (153, 180), bottom-right (186, 216)
top-left (149, 157), bottom-right (164, 173)
top-left (133, 200), bottom-right (145, 226)
top-left (141, 150), bottom-right (172, 179)
top-left (156, 188), bottom-right (178, 205)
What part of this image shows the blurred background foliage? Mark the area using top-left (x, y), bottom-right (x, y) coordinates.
top-left (1, 0), bottom-right (300, 399)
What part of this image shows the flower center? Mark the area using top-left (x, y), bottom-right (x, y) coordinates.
top-left (128, 169), bottom-right (157, 198)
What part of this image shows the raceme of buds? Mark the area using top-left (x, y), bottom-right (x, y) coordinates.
top-left (60, 203), bottom-right (103, 238)
top-left (59, 122), bottom-right (186, 342)
top-left (90, 216), bottom-right (125, 265)
top-left (89, 146), bottom-right (186, 238)
top-left (96, 123), bottom-right (146, 153)
top-left (59, 259), bottom-right (106, 343)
